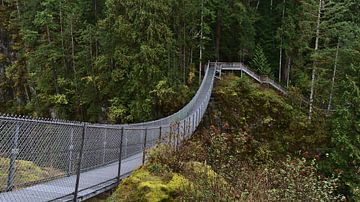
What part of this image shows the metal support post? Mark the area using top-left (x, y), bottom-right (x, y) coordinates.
top-left (188, 117), bottom-right (191, 136)
top-left (183, 119), bottom-right (186, 140)
top-left (169, 125), bottom-right (172, 147)
top-left (124, 136), bottom-right (128, 158)
top-left (158, 126), bottom-right (162, 143)
top-left (176, 122), bottom-right (180, 149)
top-left (117, 127), bottom-right (124, 184)
top-left (74, 124), bottom-right (86, 202)
top-left (193, 113), bottom-right (196, 133)
top-left (142, 128), bottom-right (147, 165)
top-left (7, 124), bottom-right (19, 191)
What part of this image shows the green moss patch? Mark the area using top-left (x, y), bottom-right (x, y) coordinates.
top-left (0, 158), bottom-right (63, 190)
top-left (108, 167), bottom-right (189, 202)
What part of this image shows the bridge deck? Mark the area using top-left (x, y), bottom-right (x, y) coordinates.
top-left (0, 153), bottom-right (143, 202)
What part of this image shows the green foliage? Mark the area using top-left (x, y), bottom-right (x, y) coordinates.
top-left (268, 157), bottom-right (342, 201)
top-left (251, 45), bottom-right (272, 75)
top-left (212, 75), bottom-right (326, 160)
top-left (107, 76), bottom-right (341, 201)
top-left (151, 79), bottom-right (191, 118)
top-left (320, 62), bottom-right (360, 200)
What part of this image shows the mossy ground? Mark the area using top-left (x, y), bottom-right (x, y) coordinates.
top-left (0, 158), bottom-right (63, 190)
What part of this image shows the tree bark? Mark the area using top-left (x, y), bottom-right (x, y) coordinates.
top-left (309, 0), bottom-right (322, 121)
top-left (286, 56), bottom-right (291, 87)
top-left (15, 0), bottom-right (20, 19)
top-left (279, 0), bottom-right (286, 83)
top-left (70, 19), bottom-right (76, 76)
top-left (59, 4), bottom-right (67, 72)
top-left (215, 9), bottom-right (222, 61)
top-left (327, 39), bottom-right (340, 112)
top-left (199, 0), bottom-right (204, 85)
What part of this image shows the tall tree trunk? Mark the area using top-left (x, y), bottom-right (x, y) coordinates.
top-left (256, 0), bottom-right (260, 11)
top-left (327, 39), bottom-right (340, 112)
top-left (59, 4), bottom-right (67, 72)
top-left (215, 9), bottom-right (222, 61)
top-left (15, 0), bottom-right (20, 19)
top-left (190, 48), bottom-right (193, 64)
top-left (93, 0), bottom-right (97, 21)
top-left (286, 56), bottom-right (291, 87)
top-left (309, 0), bottom-right (322, 121)
top-left (199, 0), bottom-right (204, 85)
top-left (46, 25), bottom-right (51, 43)
top-left (279, 0), bottom-right (286, 83)
top-left (46, 24), bottom-right (59, 94)
top-left (279, 39), bottom-right (283, 82)
top-left (70, 19), bottom-right (76, 75)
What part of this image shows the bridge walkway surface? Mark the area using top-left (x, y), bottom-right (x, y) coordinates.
top-left (0, 62), bottom-right (287, 201)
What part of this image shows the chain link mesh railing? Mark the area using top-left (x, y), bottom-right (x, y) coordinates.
top-left (0, 62), bottom-right (216, 202)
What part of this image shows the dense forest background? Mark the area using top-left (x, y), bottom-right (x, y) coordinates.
top-left (0, 0), bottom-right (359, 199)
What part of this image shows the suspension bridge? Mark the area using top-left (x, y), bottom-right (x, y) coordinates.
top-left (0, 62), bottom-right (287, 201)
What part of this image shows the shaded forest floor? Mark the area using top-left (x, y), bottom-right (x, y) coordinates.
top-left (92, 74), bottom-right (345, 201)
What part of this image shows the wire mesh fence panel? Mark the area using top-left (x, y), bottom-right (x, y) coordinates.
top-left (158, 125), bottom-right (170, 145)
top-left (104, 128), bottom-right (122, 165)
top-left (123, 128), bottom-right (144, 159)
top-left (145, 127), bottom-right (160, 149)
top-left (81, 126), bottom-right (105, 171)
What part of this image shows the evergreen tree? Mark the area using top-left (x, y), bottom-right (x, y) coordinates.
top-left (251, 44), bottom-right (271, 75)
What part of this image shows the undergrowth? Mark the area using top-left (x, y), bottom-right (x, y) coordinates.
top-left (107, 75), bottom-right (344, 201)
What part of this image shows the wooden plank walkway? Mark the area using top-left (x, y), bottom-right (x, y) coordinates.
top-left (0, 153), bottom-right (143, 202)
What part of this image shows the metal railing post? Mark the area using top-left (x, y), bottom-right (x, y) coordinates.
top-left (183, 119), bottom-right (186, 140)
top-left (142, 128), bottom-right (147, 165)
top-left (193, 113), bottom-right (196, 133)
top-left (67, 128), bottom-right (74, 176)
top-left (176, 122), bottom-right (180, 149)
top-left (74, 124), bottom-right (86, 202)
top-left (168, 125), bottom-right (172, 147)
top-left (7, 124), bottom-right (19, 191)
top-left (124, 136), bottom-right (128, 158)
top-left (158, 126), bottom-right (162, 143)
top-left (117, 127), bottom-right (124, 184)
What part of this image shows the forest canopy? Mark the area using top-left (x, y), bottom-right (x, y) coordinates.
top-left (0, 0), bottom-right (359, 199)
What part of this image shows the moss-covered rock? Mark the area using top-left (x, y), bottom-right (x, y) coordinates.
top-left (107, 167), bottom-right (189, 202)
